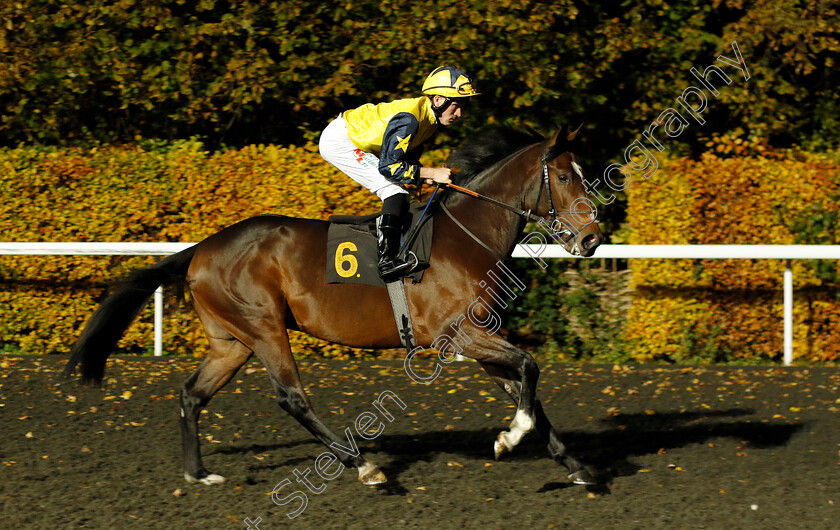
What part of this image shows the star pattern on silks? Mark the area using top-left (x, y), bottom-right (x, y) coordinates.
top-left (388, 162), bottom-right (415, 182)
top-left (394, 133), bottom-right (412, 153)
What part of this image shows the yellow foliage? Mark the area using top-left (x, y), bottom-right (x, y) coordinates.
top-left (626, 147), bottom-right (840, 362)
top-left (0, 142), bottom-right (442, 357)
top-left (625, 292), bottom-right (713, 362)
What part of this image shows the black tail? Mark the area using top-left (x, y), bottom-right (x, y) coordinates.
top-left (63, 245), bottom-right (198, 385)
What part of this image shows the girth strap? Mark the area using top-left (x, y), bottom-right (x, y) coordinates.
top-left (385, 279), bottom-right (417, 350)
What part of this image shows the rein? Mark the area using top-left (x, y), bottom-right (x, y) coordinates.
top-left (441, 141), bottom-right (594, 257)
top-left (440, 202), bottom-right (506, 261)
top-left (445, 182), bottom-right (542, 223)
top-left (445, 142), bottom-right (578, 224)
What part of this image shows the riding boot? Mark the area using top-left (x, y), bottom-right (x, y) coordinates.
top-left (377, 213), bottom-right (414, 283)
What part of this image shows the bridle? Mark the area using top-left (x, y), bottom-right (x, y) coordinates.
top-left (440, 141), bottom-right (598, 257)
top-left (535, 142), bottom-right (559, 224)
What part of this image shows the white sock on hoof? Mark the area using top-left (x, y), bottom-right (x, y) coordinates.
top-left (501, 410), bottom-right (535, 449)
top-left (357, 462), bottom-right (376, 479)
top-left (510, 409), bottom-right (534, 433)
top-left (184, 472), bottom-right (226, 485)
top-left (357, 462), bottom-right (386, 484)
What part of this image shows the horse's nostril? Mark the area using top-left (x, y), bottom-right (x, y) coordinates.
top-left (582, 234), bottom-right (599, 250)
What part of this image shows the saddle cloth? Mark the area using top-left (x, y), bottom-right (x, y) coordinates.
top-left (326, 202), bottom-right (434, 288)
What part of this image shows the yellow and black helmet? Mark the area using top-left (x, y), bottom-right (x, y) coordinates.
top-left (422, 66), bottom-right (479, 98)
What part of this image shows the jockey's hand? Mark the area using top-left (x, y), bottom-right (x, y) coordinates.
top-left (420, 167), bottom-right (452, 185)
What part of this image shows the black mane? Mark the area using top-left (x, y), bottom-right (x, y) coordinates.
top-left (445, 126), bottom-right (543, 188)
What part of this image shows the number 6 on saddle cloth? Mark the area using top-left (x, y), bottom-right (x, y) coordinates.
top-left (326, 202), bottom-right (434, 287)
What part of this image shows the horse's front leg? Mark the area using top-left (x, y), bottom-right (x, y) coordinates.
top-left (477, 361), bottom-right (597, 485)
top-left (494, 353), bottom-right (539, 459)
top-left (464, 339), bottom-right (539, 458)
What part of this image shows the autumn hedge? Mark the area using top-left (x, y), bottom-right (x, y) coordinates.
top-left (625, 140), bottom-right (840, 363)
top-left (2, 141), bottom-right (839, 363)
top-left (0, 141), bottom-right (393, 358)
top-left (0, 140), bottom-right (616, 361)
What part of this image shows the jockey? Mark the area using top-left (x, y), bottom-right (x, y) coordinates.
top-left (319, 66), bottom-right (479, 282)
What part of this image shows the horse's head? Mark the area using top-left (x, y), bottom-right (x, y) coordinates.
top-left (529, 125), bottom-right (603, 257)
top-left (443, 125), bottom-right (603, 258)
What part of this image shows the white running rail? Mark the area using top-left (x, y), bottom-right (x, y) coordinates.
top-left (3, 243), bottom-right (840, 365)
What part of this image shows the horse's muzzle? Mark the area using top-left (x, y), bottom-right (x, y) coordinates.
top-left (579, 233), bottom-right (602, 257)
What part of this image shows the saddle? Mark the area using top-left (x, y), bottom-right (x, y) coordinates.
top-left (326, 202), bottom-right (434, 287)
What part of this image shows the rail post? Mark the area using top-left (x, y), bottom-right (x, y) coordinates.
top-left (154, 286), bottom-right (163, 356)
top-left (783, 260), bottom-right (793, 366)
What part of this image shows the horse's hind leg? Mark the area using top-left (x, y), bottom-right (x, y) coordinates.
top-left (477, 360), bottom-right (596, 485)
top-left (181, 336), bottom-right (253, 485)
top-left (255, 327), bottom-right (386, 485)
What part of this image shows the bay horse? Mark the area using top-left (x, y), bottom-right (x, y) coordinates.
top-left (63, 125), bottom-right (604, 488)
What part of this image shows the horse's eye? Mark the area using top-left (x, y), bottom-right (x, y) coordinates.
top-left (558, 173), bottom-right (570, 183)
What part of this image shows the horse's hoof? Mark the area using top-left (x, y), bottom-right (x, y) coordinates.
top-left (358, 463), bottom-right (387, 485)
top-left (567, 468), bottom-right (597, 485)
top-left (494, 433), bottom-right (509, 460)
top-left (184, 472), bottom-right (226, 485)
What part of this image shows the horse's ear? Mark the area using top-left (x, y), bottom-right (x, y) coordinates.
top-left (566, 123), bottom-right (584, 142)
top-left (546, 125), bottom-right (567, 150)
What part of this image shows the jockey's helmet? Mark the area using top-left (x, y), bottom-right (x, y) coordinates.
top-left (422, 66), bottom-right (479, 99)
top-left (422, 66), bottom-right (478, 119)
